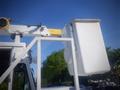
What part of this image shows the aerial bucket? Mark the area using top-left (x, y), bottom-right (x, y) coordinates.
top-left (63, 19), bottom-right (110, 76)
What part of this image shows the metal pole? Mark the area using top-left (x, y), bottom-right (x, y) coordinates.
top-left (8, 34), bottom-right (21, 90)
top-left (71, 38), bottom-right (80, 90)
top-left (8, 49), bottom-right (14, 90)
top-left (25, 61), bottom-right (36, 90)
top-left (37, 37), bottom-right (41, 90)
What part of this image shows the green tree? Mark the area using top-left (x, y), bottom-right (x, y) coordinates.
top-left (107, 48), bottom-right (120, 85)
top-left (42, 50), bottom-right (73, 86)
top-left (42, 48), bottom-right (120, 87)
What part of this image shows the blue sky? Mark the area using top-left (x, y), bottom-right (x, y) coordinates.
top-left (0, 0), bottom-right (120, 61)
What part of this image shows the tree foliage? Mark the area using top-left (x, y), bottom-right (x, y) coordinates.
top-left (106, 48), bottom-right (120, 85)
top-left (88, 48), bottom-right (120, 87)
top-left (42, 48), bottom-right (120, 87)
top-left (42, 50), bottom-right (73, 86)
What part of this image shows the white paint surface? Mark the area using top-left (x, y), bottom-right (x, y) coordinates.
top-left (64, 20), bottom-right (110, 76)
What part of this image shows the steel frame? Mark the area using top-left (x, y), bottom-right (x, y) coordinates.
top-left (0, 36), bottom-right (80, 90)
top-left (38, 37), bottom-right (80, 90)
